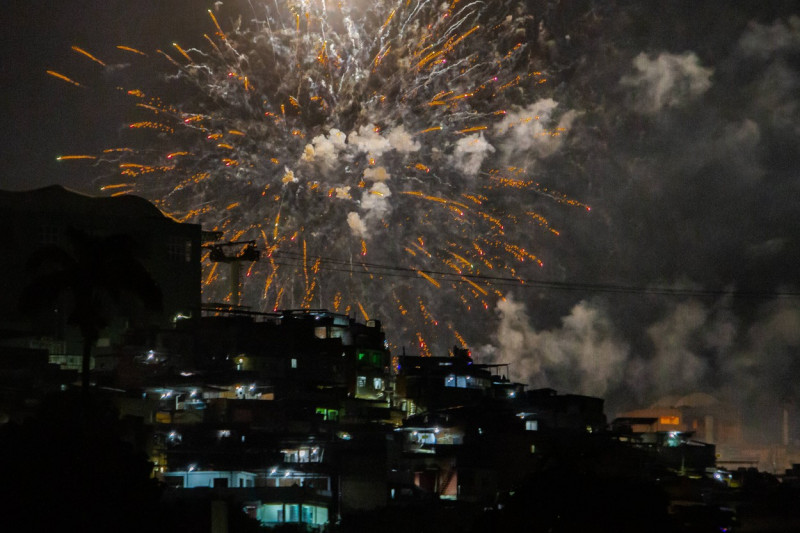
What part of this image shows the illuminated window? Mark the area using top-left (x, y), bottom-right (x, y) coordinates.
top-left (314, 327), bottom-right (327, 339)
top-left (666, 432), bottom-right (682, 447)
top-left (660, 416), bottom-right (680, 425)
top-left (309, 447), bottom-right (321, 462)
top-left (357, 376), bottom-right (366, 388)
top-left (357, 351), bottom-right (383, 368)
top-left (291, 358), bottom-right (298, 369)
top-left (301, 505), bottom-right (313, 524)
top-left (457, 376), bottom-right (467, 388)
top-left (417, 432), bottom-right (436, 445)
top-left (444, 375), bottom-right (456, 387)
top-left (525, 420), bottom-right (538, 431)
top-left (316, 408), bottom-right (339, 422)
top-left (283, 449), bottom-right (298, 462)
top-left (373, 377), bottom-right (383, 390)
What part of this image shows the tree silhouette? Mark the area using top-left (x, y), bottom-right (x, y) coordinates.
top-left (19, 227), bottom-right (162, 395)
top-left (0, 390), bottom-right (165, 533)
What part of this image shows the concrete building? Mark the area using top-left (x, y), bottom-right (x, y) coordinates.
top-left (0, 185), bottom-right (202, 371)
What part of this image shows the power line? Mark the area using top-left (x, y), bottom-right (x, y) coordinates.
top-left (267, 251), bottom-right (800, 300)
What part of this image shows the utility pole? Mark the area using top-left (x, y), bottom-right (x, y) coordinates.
top-left (204, 240), bottom-right (260, 307)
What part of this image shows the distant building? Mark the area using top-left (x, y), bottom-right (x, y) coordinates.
top-left (616, 393), bottom-right (741, 444)
top-left (0, 185), bottom-right (202, 368)
top-left (395, 346), bottom-right (494, 414)
top-left (151, 308), bottom-right (392, 405)
top-left (618, 392), bottom-right (800, 474)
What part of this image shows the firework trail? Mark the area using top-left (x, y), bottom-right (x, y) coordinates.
top-left (55, 0), bottom-right (588, 355)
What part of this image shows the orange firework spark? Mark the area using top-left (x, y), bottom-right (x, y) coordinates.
top-left (49, 0), bottom-right (589, 357)
top-left (71, 46), bottom-right (105, 66)
top-left (56, 154), bottom-right (95, 160)
top-left (46, 71), bottom-right (84, 88)
top-left (117, 45), bottom-right (147, 56)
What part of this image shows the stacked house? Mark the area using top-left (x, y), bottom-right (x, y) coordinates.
top-left (0, 186), bottom-right (726, 531)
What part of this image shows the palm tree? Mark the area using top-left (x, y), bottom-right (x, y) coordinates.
top-left (19, 227), bottom-right (162, 395)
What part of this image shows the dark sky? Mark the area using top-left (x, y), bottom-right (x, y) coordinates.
top-left (2, 1), bottom-right (800, 425)
top-left (471, 1), bottom-right (800, 426)
top-left (1, 1), bottom-right (212, 191)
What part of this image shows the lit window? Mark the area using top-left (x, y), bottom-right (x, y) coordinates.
top-left (660, 416), bottom-right (680, 425)
top-left (286, 504), bottom-right (299, 523)
top-left (373, 377), bottom-right (383, 390)
top-left (301, 505), bottom-right (313, 524)
top-left (291, 358), bottom-right (298, 369)
top-left (357, 376), bottom-right (366, 388)
top-left (444, 375), bottom-right (456, 388)
top-left (525, 420), bottom-right (538, 431)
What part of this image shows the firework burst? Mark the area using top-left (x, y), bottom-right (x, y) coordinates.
top-left (54, 0), bottom-right (588, 355)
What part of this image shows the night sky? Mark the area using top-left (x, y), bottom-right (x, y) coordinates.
top-left (2, 1), bottom-right (799, 428)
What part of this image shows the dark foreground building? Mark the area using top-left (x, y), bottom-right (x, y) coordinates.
top-left (0, 185), bottom-right (201, 363)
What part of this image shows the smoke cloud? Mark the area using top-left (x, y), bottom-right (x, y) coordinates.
top-left (478, 290), bottom-right (800, 443)
top-left (347, 123), bottom-right (392, 159)
top-left (479, 294), bottom-right (629, 399)
top-left (494, 99), bottom-right (578, 160)
top-left (346, 211), bottom-right (367, 238)
top-left (302, 128), bottom-right (347, 168)
top-left (363, 166), bottom-right (391, 182)
top-left (738, 16), bottom-right (800, 59)
top-left (450, 133), bottom-right (495, 177)
top-left (386, 125), bottom-right (421, 154)
top-left (620, 52), bottom-right (713, 114)
top-left (347, 182), bottom-right (393, 239)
